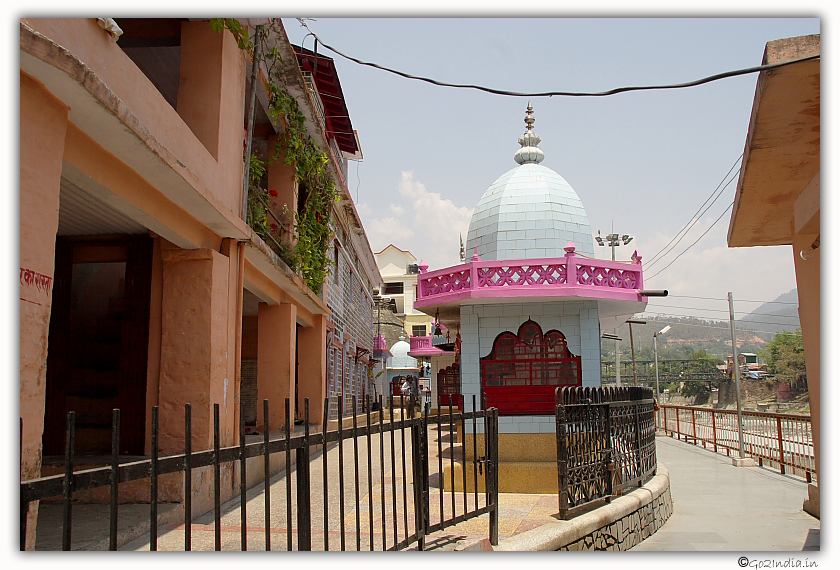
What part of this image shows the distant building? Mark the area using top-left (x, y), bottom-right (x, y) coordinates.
top-left (375, 245), bottom-right (436, 339)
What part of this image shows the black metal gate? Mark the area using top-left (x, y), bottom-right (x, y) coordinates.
top-left (554, 386), bottom-right (657, 520)
top-left (20, 395), bottom-right (499, 551)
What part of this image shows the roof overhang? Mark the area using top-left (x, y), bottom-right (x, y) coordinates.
top-left (292, 45), bottom-right (358, 155)
top-left (727, 35), bottom-right (820, 248)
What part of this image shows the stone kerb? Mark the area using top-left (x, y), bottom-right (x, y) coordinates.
top-left (494, 464), bottom-right (672, 551)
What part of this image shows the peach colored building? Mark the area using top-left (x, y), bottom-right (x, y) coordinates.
top-left (727, 34), bottom-right (820, 518)
top-left (20, 18), bottom-right (381, 548)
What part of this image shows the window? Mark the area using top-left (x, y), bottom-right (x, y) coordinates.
top-left (412, 325), bottom-right (427, 337)
top-left (384, 282), bottom-right (404, 295)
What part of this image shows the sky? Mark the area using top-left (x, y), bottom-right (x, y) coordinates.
top-left (282, 16), bottom-right (819, 330)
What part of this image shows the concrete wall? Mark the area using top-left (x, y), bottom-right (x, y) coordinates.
top-left (495, 467), bottom-right (672, 551)
top-left (19, 71), bottom-right (70, 550)
top-left (460, 301), bottom-right (601, 434)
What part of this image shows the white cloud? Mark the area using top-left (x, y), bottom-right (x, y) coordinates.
top-left (634, 220), bottom-right (798, 321)
top-left (357, 171), bottom-right (474, 270)
top-left (397, 172), bottom-right (474, 269)
top-left (361, 216), bottom-right (416, 252)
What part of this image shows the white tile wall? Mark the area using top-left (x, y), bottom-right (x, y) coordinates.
top-left (459, 300), bottom-right (601, 430)
top-left (466, 164), bottom-right (595, 261)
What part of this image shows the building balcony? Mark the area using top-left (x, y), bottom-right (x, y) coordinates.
top-left (413, 243), bottom-right (649, 330)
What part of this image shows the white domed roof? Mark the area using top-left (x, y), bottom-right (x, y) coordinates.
top-left (389, 339), bottom-right (418, 369)
top-left (465, 105), bottom-right (595, 260)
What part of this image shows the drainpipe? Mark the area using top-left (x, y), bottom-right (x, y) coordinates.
top-left (234, 241), bottom-right (246, 435)
top-left (242, 24), bottom-right (264, 220)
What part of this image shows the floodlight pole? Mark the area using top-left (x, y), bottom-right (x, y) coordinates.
top-left (615, 334), bottom-right (621, 387)
top-left (728, 292), bottom-right (746, 460)
top-left (654, 333), bottom-right (660, 399)
top-left (629, 323), bottom-right (639, 387)
top-left (653, 325), bottom-right (670, 400)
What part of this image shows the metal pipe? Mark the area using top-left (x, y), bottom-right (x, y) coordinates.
top-left (728, 292), bottom-right (746, 459)
top-left (629, 324), bottom-right (639, 387)
top-left (242, 24), bottom-right (264, 219)
top-left (654, 334), bottom-right (660, 400)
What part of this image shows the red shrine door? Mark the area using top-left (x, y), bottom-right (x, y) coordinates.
top-left (480, 319), bottom-right (581, 415)
top-left (437, 362), bottom-right (463, 409)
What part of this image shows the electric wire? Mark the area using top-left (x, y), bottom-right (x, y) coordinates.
top-left (668, 294), bottom-right (798, 305)
top-left (645, 155), bottom-right (742, 268)
top-left (638, 311), bottom-right (799, 328)
top-left (614, 318), bottom-right (793, 337)
top-left (295, 19), bottom-right (819, 99)
top-left (644, 304), bottom-right (800, 318)
top-left (646, 202), bottom-right (734, 281)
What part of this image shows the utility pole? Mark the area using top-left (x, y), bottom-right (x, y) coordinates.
top-left (629, 323), bottom-right (639, 387)
top-left (728, 292), bottom-right (750, 465)
top-left (615, 332), bottom-right (621, 387)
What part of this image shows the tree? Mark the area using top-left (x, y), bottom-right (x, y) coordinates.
top-left (760, 329), bottom-right (807, 391)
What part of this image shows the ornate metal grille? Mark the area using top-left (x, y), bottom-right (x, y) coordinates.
top-left (437, 362), bottom-right (462, 408)
top-left (481, 320), bottom-right (581, 415)
top-left (555, 386), bottom-right (657, 519)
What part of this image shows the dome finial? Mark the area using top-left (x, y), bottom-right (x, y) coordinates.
top-left (514, 103), bottom-right (545, 165)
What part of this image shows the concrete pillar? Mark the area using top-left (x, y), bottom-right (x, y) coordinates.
top-left (19, 71), bottom-right (69, 550)
top-left (257, 302), bottom-right (296, 432)
top-left (792, 229), bottom-right (820, 517)
top-left (177, 20), bottom-right (245, 214)
top-left (158, 248), bottom-right (234, 454)
top-left (297, 314), bottom-right (329, 425)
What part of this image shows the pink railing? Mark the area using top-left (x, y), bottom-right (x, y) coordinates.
top-left (409, 336), bottom-right (433, 351)
top-left (416, 246), bottom-right (643, 303)
top-left (657, 404), bottom-right (815, 482)
top-left (373, 334), bottom-right (387, 351)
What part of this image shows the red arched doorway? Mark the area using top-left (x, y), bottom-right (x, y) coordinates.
top-left (480, 319), bottom-right (581, 415)
top-left (437, 362), bottom-right (463, 409)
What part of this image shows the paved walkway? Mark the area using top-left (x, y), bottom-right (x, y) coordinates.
top-left (632, 435), bottom-right (819, 551)
top-left (35, 430), bottom-right (819, 551)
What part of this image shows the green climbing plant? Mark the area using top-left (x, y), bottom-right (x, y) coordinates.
top-left (212, 18), bottom-right (337, 293)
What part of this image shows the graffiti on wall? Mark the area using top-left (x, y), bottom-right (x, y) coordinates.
top-left (20, 267), bottom-right (53, 306)
top-left (559, 486), bottom-right (673, 551)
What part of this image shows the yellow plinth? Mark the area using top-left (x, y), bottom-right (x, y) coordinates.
top-left (442, 460), bottom-right (560, 494)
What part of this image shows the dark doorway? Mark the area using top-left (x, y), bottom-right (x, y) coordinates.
top-left (43, 236), bottom-right (153, 456)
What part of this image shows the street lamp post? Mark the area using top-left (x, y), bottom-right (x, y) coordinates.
top-left (728, 292), bottom-right (747, 461)
top-left (595, 229), bottom-right (633, 261)
top-left (654, 325), bottom-right (671, 399)
top-left (626, 319), bottom-right (647, 387)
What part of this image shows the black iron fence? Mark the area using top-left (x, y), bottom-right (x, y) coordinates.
top-left (554, 386), bottom-right (657, 520)
top-left (20, 395), bottom-right (498, 551)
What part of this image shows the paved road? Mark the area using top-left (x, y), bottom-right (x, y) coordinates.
top-left (632, 435), bottom-right (819, 551)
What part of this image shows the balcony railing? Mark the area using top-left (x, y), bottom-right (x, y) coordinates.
top-left (415, 246), bottom-right (644, 306)
top-left (657, 404), bottom-right (815, 481)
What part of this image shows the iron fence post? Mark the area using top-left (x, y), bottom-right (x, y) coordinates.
top-left (711, 410), bottom-right (718, 452)
top-left (62, 411), bottom-right (75, 551)
top-left (296, 399), bottom-right (312, 551)
top-left (213, 404), bottom-right (221, 551)
top-left (239, 399), bottom-right (247, 551)
top-left (20, 418), bottom-right (29, 552)
top-left (150, 406), bottom-right (158, 551)
top-left (489, 408), bottom-right (499, 545)
top-left (411, 401), bottom-right (426, 550)
top-left (776, 416), bottom-right (786, 475)
top-left (556, 403), bottom-right (568, 519)
top-left (109, 409), bottom-right (120, 551)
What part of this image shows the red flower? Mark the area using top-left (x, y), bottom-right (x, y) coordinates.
top-left (268, 189), bottom-right (279, 197)
top-left (270, 223), bottom-right (278, 231)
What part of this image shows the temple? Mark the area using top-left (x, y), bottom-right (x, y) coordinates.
top-left (409, 105), bottom-right (651, 492)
